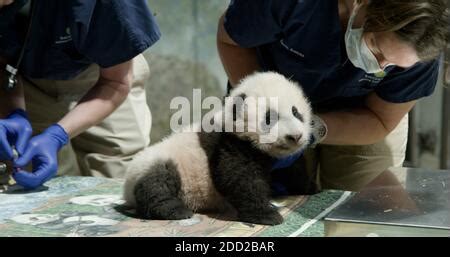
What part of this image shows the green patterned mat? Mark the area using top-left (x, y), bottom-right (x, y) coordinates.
top-left (0, 176), bottom-right (347, 237)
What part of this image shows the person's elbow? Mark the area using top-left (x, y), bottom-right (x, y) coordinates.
top-left (113, 80), bottom-right (132, 98)
top-left (98, 76), bottom-right (132, 100)
top-left (94, 75), bottom-right (131, 112)
top-left (111, 81), bottom-right (132, 108)
top-left (365, 92), bottom-right (416, 143)
top-left (366, 111), bottom-right (402, 144)
top-left (99, 60), bottom-right (134, 101)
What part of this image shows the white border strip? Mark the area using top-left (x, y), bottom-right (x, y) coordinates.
top-left (288, 191), bottom-right (352, 237)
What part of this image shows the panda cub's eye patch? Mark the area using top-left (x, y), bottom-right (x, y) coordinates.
top-left (261, 109), bottom-right (279, 131)
top-left (292, 106), bottom-right (303, 122)
top-left (232, 93), bottom-right (247, 121)
top-left (265, 109), bottom-right (279, 125)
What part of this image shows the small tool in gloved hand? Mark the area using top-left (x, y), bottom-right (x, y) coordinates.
top-left (0, 148), bottom-right (19, 175)
top-left (0, 162), bottom-right (6, 175)
top-left (12, 147), bottom-right (19, 160)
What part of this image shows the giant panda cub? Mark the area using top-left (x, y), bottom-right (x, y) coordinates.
top-left (124, 72), bottom-right (312, 225)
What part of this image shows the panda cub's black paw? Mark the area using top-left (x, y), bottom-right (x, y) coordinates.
top-left (239, 210), bottom-right (283, 226)
top-left (141, 199), bottom-right (194, 220)
top-left (166, 207), bottom-right (194, 220)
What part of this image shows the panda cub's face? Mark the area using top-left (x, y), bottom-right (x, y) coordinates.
top-left (227, 72), bottom-right (312, 158)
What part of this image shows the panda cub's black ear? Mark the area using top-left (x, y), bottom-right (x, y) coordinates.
top-left (239, 93), bottom-right (247, 101)
top-left (232, 93), bottom-right (247, 121)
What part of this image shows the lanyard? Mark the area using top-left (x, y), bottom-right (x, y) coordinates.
top-left (3, 0), bottom-right (35, 91)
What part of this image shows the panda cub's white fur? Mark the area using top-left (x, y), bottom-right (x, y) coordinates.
top-left (123, 129), bottom-right (225, 212)
top-left (124, 71), bottom-right (312, 225)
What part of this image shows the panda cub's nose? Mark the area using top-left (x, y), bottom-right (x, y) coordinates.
top-left (285, 134), bottom-right (302, 143)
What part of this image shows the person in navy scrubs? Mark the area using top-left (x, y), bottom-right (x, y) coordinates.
top-left (0, 0), bottom-right (161, 189)
top-left (217, 0), bottom-right (449, 191)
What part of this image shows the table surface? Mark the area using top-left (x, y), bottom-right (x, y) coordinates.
top-left (0, 176), bottom-right (346, 237)
top-left (325, 167), bottom-right (450, 236)
top-left (3, 167), bottom-right (445, 237)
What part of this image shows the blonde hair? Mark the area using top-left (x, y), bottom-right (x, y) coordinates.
top-left (364, 0), bottom-right (450, 61)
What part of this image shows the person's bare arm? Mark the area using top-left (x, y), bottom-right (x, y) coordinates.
top-left (319, 92), bottom-right (415, 145)
top-left (0, 0), bottom-right (14, 9)
top-left (217, 14), bottom-right (261, 87)
top-left (0, 56), bottom-right (26, 118)
top-left (57, 60), bottom-right (133, 138)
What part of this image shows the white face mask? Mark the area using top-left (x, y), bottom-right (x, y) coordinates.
top-left (345, 3), bottom-right (388, 74)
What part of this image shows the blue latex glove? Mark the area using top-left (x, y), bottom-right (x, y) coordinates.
top-left (12, 124), bottom-right (69, 189)
top-left (0, 109), bottom-right (33, 160)
top-left (271, 150), bottom-right (305, 170)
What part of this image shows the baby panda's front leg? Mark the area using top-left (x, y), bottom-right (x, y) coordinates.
top-left (231, 176), bottom-right (283, 226)
top-left (212, 146), bottom-right (283, 225)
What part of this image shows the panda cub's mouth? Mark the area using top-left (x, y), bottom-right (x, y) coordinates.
top-left (275, 144), bottom-right (304, 153)
top-left (270, 140), bottom-right (307, 155)
top-left (275, 144), bottom-right (291, 150)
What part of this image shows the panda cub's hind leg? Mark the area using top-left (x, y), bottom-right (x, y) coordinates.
top-left (134, 160), bottom-right (193, 220)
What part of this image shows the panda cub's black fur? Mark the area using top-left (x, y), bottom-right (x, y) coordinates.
top-left (124, 72), bottom-right (315, 225)
top-left (205, 132), bottom-right (284, 224)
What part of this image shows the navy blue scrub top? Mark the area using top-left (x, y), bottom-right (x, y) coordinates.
top-left (224, 0), bottom-right (440, 110)
top-left (0, 0), bottom-right (161, 80)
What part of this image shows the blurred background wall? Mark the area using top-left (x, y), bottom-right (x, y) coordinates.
top-left (143, 0), bottom-right (450, 170)
top-left (143, 0), bottom-right (228, 142)
top-left (407, 59), bottom-right (450, 170)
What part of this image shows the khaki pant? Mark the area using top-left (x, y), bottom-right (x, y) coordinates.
top-left (304, 114), bottom-right (409, 191)
top-left (20, 54), bottom-right (151, 179)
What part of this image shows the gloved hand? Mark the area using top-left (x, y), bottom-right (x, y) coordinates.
top-left (12, 124), bottom-right (69, 189)
top-left (271, 150), bottom-right (304, 170)
top-left (271, 115), bottom-right (328, 170)
top-left (0, 109), bottom-right (32, 160)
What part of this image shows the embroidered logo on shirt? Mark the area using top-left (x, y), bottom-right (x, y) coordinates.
top-left (359, 74), bottom-right (384, 84)
top-left (55, 27), bottom-right (72, 44)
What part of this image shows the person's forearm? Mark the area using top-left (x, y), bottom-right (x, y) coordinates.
top-left (57, 78), bottom-right (131, 138)
top-left (217, 42), bottom-right (261, 86)
top-left (0, 57), bottom-right (26, 118)
top-left (319, 108), bottom-right (392, 146)
top-left (217, 15), bottom-right (261, 87)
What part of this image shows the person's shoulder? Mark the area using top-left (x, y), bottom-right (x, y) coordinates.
top-left (284, 0), bottom-right (339, 23)
top-left (67, 0), bottom-right (152, 17)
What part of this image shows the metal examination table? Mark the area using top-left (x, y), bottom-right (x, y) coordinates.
top-left (325, 167), bottom-right (450, 237)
